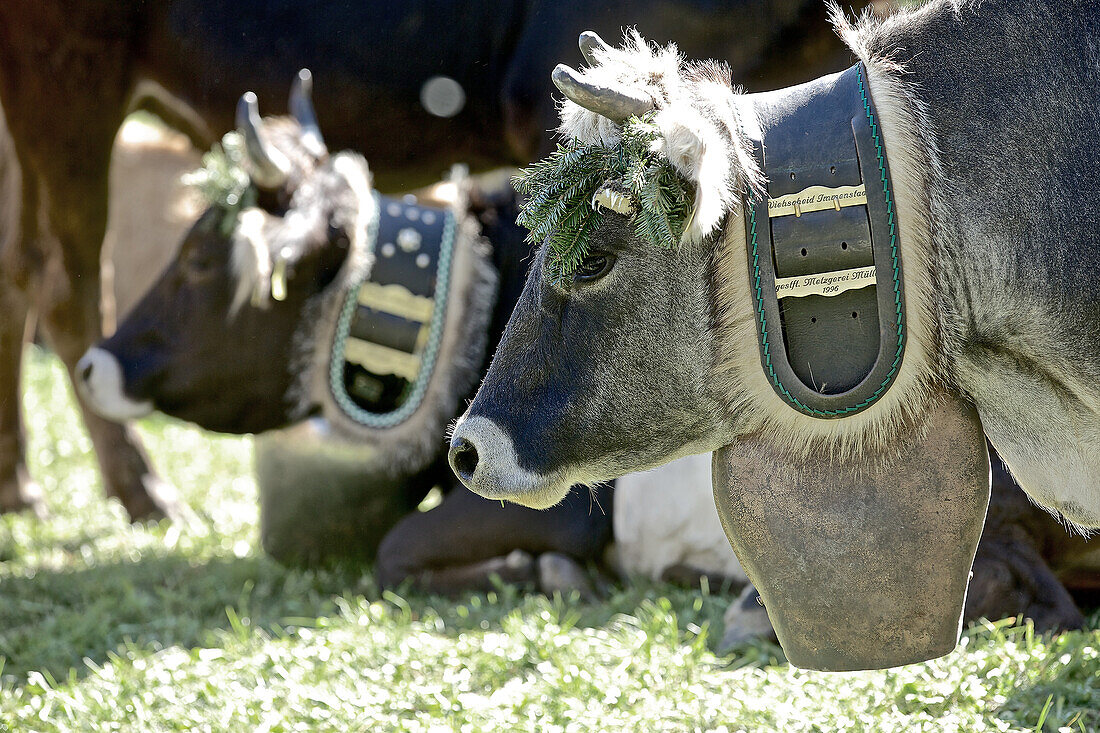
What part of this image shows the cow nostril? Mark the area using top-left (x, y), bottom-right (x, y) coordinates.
top-left (449, 437), bottom-right (480, 481)
top-left (80, 361), bottom-right (94, 383)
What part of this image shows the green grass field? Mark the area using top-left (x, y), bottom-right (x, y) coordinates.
top-left (1, 348), bottom-right (1098, 731)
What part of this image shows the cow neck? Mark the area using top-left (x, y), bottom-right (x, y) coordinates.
top-left (326, 194), bottom-right (457, 428)
top-left (737, 63), bottom-right (906, 419)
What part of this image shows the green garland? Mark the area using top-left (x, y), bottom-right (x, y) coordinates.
top-left (181, 131), bottom-right (258, 235)
top-left (513, 114), bottom-right (695, 285)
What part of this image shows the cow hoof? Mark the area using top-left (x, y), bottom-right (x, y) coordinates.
top-left (659, 563), bottom-right (748, 593)
top-left (122, 475), bottom-right (199, 528)
top-left (537, 552), bottom-right (596, 600)
top-left (719, 585), bottom-right (778, 653)
top-left (0, 468), bottom-right (48, 520)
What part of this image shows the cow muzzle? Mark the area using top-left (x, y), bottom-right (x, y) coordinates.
top-left (75, 348), bottom-right (154, 422)
top-left (712, 391), bottom-right (990, 671)
top-left (448, 415), bottom-right (570, 509)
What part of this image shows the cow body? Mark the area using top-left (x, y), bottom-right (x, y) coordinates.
top-left (0, 0), bottom-right (860, 519)
top-left (897, 2), bottom-right (1100, 527)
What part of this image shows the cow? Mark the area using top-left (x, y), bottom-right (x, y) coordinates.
top-left (76, 83), bottom-right (612, 594)
top-left (447, 2), bottom-right (1100, 667)
top-left (0, 0), bottom-right (865, 521)
top-left (449, 0), bottom-right (1100, 553)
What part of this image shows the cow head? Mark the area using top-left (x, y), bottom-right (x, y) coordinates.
top-left (448, 32), bottom-right (765, 508)
top-left (450, 29), bottom-right (942, 510)
top-left (77, 71), bottom-right (373, 433)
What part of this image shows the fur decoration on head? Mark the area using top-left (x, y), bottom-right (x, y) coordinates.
top-left (551, 30), bottom-right (762, 245)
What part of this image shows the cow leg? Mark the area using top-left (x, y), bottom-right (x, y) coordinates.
top-left (0, 297), bottom-right (44, 516)
top-left (27, 154), bottom-right (182, 522)
top-left (964, 536), bottom-right (1084, 632)
top-left (377, 483), bottom-right (612, 597)
top-left (389, 549), bottom-right (540, 597)
top-left (0, 4), bottom-right (183, 523)
top-left (36, 247), bottom-right (184, 523)
top-left (658, 563), bottom-right (748, 593)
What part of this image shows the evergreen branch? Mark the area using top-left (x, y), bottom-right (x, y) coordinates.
top-left (182, 131), bottom-right (257, 235)
top-left (513, 114), bottom-right (694, 283)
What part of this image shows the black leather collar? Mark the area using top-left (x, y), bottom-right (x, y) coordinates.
top-left (740, 63), bottom-right (906, 418)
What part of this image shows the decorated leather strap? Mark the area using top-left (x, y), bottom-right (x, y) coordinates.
top-left (329, 194), bottom-right (456, 428)
top-left (743, 63), bottom-right (905, 418)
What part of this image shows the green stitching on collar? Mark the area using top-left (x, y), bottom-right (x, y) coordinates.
top-left (513, 114), bottom-right (695, 285)
top-left (748, 66), bottom-right (905, 417)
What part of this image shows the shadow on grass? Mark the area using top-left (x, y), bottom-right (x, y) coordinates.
top-left (0, 552), bottom-right (371, 685)
top-left (0, 548), bottom-right (746, 688)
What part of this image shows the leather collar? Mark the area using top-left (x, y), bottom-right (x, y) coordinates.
top-left (328, 194), bottom-right (457, 427)
top-left (740, 63), bottom-right (906, 418)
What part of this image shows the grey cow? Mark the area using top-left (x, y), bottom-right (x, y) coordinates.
top-left (449, 1), bottom-right (1100, 668)
top-left (452, 0), bottom-right (1100, 542)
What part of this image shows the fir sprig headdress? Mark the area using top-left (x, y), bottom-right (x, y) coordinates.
top-left (182, 131), bottom-right (258, 235)
top-left (514, 114), bottom-right (695, 284)
top-left (515, 30), bottom-right (751, 284)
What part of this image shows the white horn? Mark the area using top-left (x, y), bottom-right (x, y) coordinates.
top-left (236, 92), bottom-right (291, 189)
top-left (289, 68), bottom-right (327, 159)
top-left (578, 30), bottom-right (610, 65)
top-left (551, 64), bottom-right (652, 123)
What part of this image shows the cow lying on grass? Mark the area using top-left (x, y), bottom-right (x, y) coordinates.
top-left (77, 80), bottom-right (610, 595)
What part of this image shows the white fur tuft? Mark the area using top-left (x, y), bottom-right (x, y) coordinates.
top-left (230, 207), bottom-right (272, 317)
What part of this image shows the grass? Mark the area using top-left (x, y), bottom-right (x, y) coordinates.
top-left (1, 347), bottom-right (1098, 731)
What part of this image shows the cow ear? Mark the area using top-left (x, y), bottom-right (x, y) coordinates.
top-left (652, 107), bottom-right (736, 244)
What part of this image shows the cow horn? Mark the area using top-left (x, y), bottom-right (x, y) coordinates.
top-left (551, 64), bottom-right (652, 123)
top-left (236, 92), bottom-right (291, 189)
top-left (289, 68), bottom-right (327, 159)
top-left (578, 30), bottom-right (610, 65)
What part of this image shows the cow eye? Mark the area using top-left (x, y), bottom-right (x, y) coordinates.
top-left (574, 252), bottom-right (615, 283)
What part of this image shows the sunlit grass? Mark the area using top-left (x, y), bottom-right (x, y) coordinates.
top-left (1, 347), bottom-right (1098, 731)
